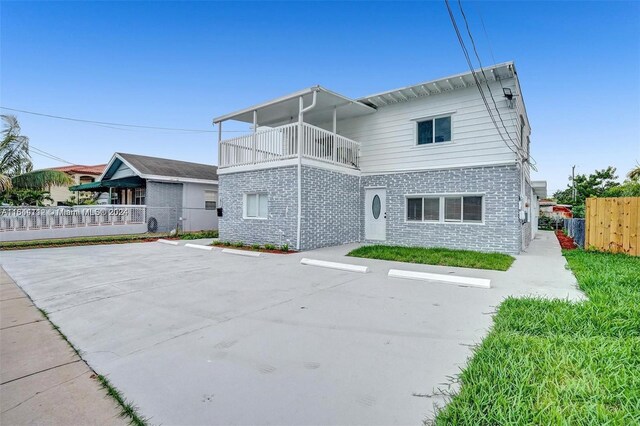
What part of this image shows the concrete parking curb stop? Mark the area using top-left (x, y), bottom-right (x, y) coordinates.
top-left (300, 258), bottom-right (370, 273)
top-left (388, 269), bottom-right (491, 288)
top-left (157, 239), bottom-right (179, 246)
top-left (222, 248), bottom-right (261, 257)
top-left (184, 243), bottom-right (214, 251)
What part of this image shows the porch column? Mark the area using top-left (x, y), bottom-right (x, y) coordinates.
top-left (332, 106), bottom-right (337, 162)
top-left (252, 110), bottom-right (257, 164)
top-left (217, 121), bottom-right (222, 167)
top-left (298, 97), bottom-right (304, 158)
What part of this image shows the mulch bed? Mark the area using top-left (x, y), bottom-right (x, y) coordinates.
top-left (0, 238), bottom-right (159, 251)
top-left (555, 230), bottom-right (577, 250)
top-left (211, 242), bottom-right (295, 255)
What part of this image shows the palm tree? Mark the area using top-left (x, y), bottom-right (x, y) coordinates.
top-left (1, 115), bottom-right (72, 192)
top-left (628, 163), bottom-right (640, 181)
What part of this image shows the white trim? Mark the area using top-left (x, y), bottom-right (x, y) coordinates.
top-left (143, 175), bottom-right (218, 185)
top-left (217, 158), bottom-right (298, 174)
top-left (300, 258), bottom-right (369, 273)
top-left (301, 158), bottom-right (361, 176)
top-left (217, 157), bottom-right (361, 177)
top-left (359, 160), bottom-right (518, 176)
top-left (212, 86), bottom-right (376, 124)
top-left (388, 269), bottom-right (491, 288)
top-left (413, 114), bottom-right (454, 146)
top-left (359, 61), bottom-right (515, 104)
top-left (404, 193), bottom-right (485, 224)
top-left (243, 192), bottom-right (268, 220)
top-left (98, 153), bottom-right (218, 185)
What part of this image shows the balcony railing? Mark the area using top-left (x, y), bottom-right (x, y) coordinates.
top-left (219, 122), bottom-right (360, 170)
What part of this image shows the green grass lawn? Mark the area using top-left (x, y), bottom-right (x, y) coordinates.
top-left (346, 245), bottom-right (515, 271)
top-left (433, 250), bottom-right (640, 425)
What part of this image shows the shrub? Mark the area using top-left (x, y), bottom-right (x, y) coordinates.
top-left (264, 243), bottom-right (276, 250)
top-left (222, 241), bottom-right (232, 246)
top-left (251, 243), bottom-right (261, 250)
top-left (280, 244), bottom-right (289, 252)
top-left (232, 241), bottom-right (244, 247)
top-left (179, 230), bottom-right (219, 240)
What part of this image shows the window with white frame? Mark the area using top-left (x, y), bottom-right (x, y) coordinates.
top-left (417, 116), bottom-right (452, 145)
top-left (244, 193), bottom-right (268, 219)
top-left (134, 187), bottom-right (146, 205)
top-left (406, 195), bottom-right (483, 223)
top-left (204, 190), bottom-right (217, 210)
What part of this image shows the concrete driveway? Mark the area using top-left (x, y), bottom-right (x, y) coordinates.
top-left (0, 232), bottom-right (583, 425)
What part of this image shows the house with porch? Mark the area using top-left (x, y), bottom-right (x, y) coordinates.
top-left (213, 62), bottom-right (544, 254)
top-left (45, 164), bottom-right (106, 205)
top-left (70, 152), bottom-right (219, 232)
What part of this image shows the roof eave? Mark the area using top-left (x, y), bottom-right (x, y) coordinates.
top-left (212, 86), bottom-right (375, 124)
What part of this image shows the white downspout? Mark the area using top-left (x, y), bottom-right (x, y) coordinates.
top-left (296, 90), bottom-right (318, 251)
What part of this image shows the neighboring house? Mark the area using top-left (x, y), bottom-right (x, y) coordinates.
top-left (539, 199), bottom-right (573, 220)
top-left (46, 164), bottom-right (106, 205)
top-left (70, 152), bottom-right (218, 232)
top-left (213, 62), bottom-right (545, 254)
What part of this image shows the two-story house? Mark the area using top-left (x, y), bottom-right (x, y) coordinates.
top-left (213, 62), bottom-right (544, 254)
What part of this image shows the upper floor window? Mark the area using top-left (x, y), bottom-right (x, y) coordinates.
top-left (417, 116), bottom-right (451, 145)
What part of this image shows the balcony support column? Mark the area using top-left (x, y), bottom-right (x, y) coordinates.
top-left (252, 110), bottom-right (257, 164)
top-left (332, 106), bottom-right (337, 163)
top-left (217, 121), bottom-right (222, 167)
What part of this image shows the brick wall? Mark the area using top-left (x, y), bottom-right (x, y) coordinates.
top-left (218, 166), bottom-right (298, 247)
top-left (300, 166), bottom-right (360, 250)
top-left (219, 163), bottom-right (523, 254)
top-left (146, 181), bottom-right (183, 232)
top-left (361, 164), bottom-right (522, 254)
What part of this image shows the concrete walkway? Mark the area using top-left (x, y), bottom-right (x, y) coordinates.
top-left (0, 231), bottom-right (583, 425)
top-left (0, 268), bottom-right (126, 426)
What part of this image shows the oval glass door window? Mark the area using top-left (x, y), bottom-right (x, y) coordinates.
top-left (372, 195), bottom-right (381, 219)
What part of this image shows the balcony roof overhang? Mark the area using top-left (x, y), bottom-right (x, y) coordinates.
top-left (212, 86), bottom-right (377, 127)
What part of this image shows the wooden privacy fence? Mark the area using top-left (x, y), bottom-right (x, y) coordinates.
top-left (585, 197), bottom-right (640, 256)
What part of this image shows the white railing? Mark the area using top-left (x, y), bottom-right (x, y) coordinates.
top-left (219, 122), bottom-right (360, 169)
top-left (0, 205), bottom-right (146, 233)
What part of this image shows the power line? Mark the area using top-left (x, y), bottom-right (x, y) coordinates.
top-left (29, 145), bottom-right (76, 165)
top-left (456, 0), bottom-right (522, 153)
top-left (443, 0), bottom-right (523, 159)
top-left (0, 106), bottom-right (225, 133)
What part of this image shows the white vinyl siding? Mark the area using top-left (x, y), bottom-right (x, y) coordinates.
top-left (244, 193), bottom-right (268, 219)
top-left (335, 80), bottom-right (521, 174)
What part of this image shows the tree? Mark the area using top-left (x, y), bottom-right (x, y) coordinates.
top-left (0, 189), bottom-right (53, 206)
top-left (0, 115), bottom-right (72, 192)
top-left (553, 167), bottom-right (620, 205)
top-left (627, 163), bottom-right (640, 181)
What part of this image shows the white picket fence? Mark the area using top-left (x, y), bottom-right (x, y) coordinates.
top-left (0, 205), bottom-right (147, 242)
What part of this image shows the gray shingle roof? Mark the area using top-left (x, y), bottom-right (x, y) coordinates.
top-left (117, 153), bottom-right (218, 181)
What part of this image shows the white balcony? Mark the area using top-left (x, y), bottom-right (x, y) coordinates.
top-left (214, 86), bottom-right (376, 172)
top-left (219, 122), bottom-right (360, 170)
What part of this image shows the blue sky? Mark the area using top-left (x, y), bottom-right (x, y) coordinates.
top-left (1, 1), bottom-right (638, 194)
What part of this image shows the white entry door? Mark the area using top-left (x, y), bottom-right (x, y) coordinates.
top-left (364, 188), bottom-right (386, 241)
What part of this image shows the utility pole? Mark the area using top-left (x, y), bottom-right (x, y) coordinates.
top-left (572, 165), bottom-right (576, 202)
